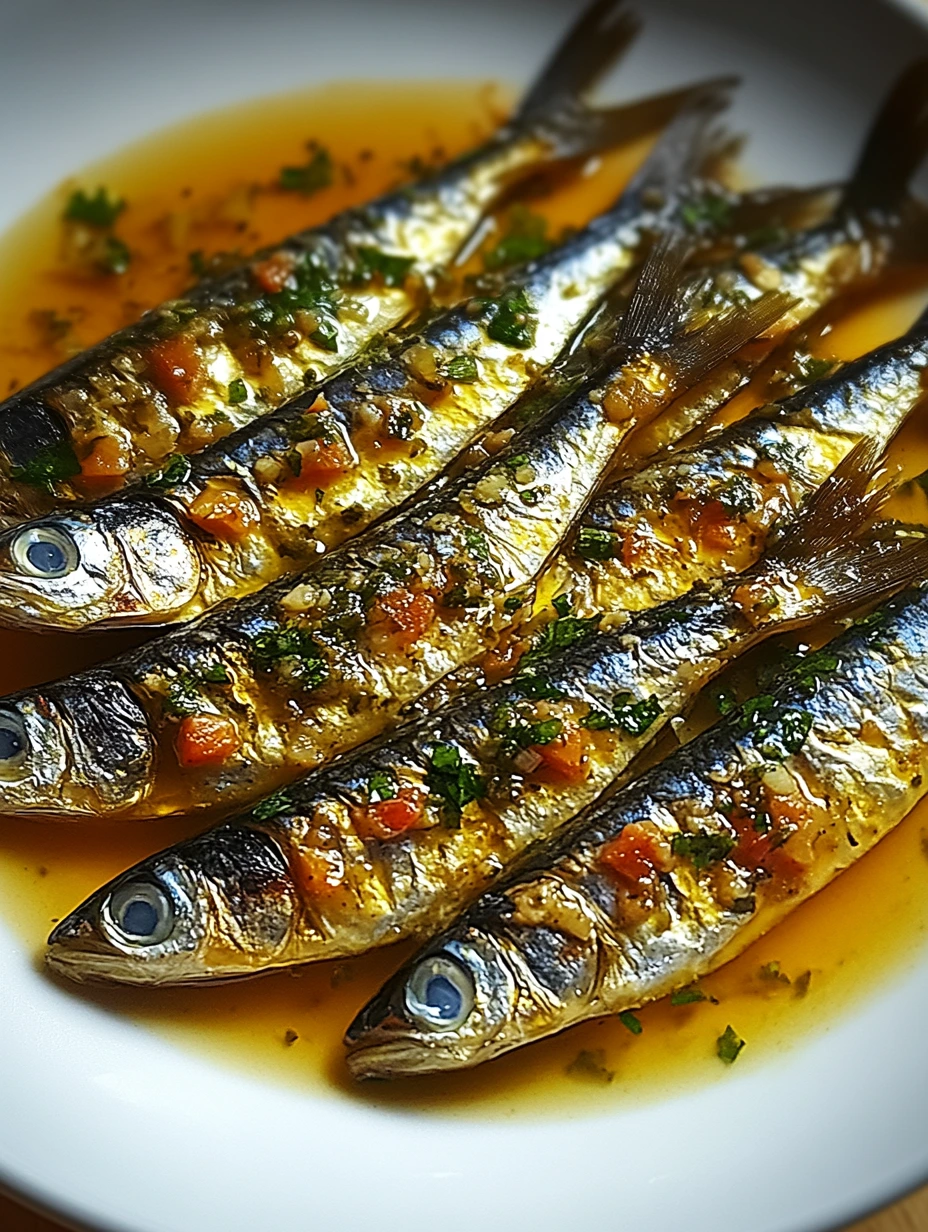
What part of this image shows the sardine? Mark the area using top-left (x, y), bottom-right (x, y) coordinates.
top-left (0, 233), bottom-right (781, 822)
top-left (343, 545), bottom-right (928, 1078)
top-left (0, 0), bottom-right (663, 518)
top-left (43, 443), bottom-right (928, 984)
top-left (0, 84), bottom-right (735, 632)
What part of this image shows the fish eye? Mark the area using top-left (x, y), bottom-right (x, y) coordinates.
top-left (0, 710), bottom-right (27, 778)
top-left (105, 880), bottom-right (175, 946)
top-left (404, 954), bottom-right (475, 1030)
top-left (11, 525), bottom-right (79, 579)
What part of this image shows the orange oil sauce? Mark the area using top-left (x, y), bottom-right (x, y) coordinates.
top-left (0, 83), bottom-right (927, 1119)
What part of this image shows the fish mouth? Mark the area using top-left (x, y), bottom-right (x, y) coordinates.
top-left (344, 1035), bottom-right (454, 1081)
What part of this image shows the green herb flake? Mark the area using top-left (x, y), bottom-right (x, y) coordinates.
top-left (228, 378), bottom-right (248, 406)
top-left (189, 250), bottom-right (207, 278)
top-left (759, 961), bottom-right (791, 986)
top-left (566, 1048), bottom-right (614, 1084)
top-left (716, 1024), bottom-right (746, 1065)
top-left (671, 829), bottom-right (735, 870)
top-left (491, 704), bottom-right (562, 759)
top-left (162, 674), bottom-right (203, 718)
top-left (619, 1010), bottom-right (643, 1035)
top-left (483, 206), bottom-right (552, 272)
top-left (716, 473), bottom-right (757, 516)
top-left (463, 526), bottom-right (490, 563)
top-left (576, 526), bottom-right (617, 562)
top-left (426, 743), bottom-right (486, 825)
top-left (552, 594), bottom-right (571, 618)
top-left (143, 454), bottom-right (192, 492)
top-left (797, 355), bottom-right (837, 384)
top-left (279, 144), bottom-right (334, 195)
top-left (248, 625), bottom-right (328, 690)
top-left (793, 970), bottom-right (812, 998)
top-left (443, 354), bottom-right (479, 383)
top-left (714, 689), bottom-right (737, 717)
top-left (368, 770), bottom-right (397, 802)
top-left (680, 193), bottom-right (733, 233)
top-left (670, 986), bottom-right (707, 1006)
top-left (481, 287), bottom-right (537, 349)
top-left (514, 675), bottom-right (566, 702)
top-left (613, 693), bottom-right (662, 738)
top-left (791, 649), bottom-right (839, 688)
top-left (520, 613), bottom-right (601, 671)
top-left (199, 663), bottom-right (231, 685)
top-left (252, 790), bottom-right (294, 821)
top-left (310, 317), bottom-right (339, 353)
top-left (64, 186), bottom-right (126, 228)
top-left (10, 438), bottom-right (80, 492)
top-left (351, 246), bottom-right (414, 288)
top-left (503, 595), bottom-right (525, 614)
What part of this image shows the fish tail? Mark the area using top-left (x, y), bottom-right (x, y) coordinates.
top-left (513, 0), bottom-right (735, 164)
top-left (617, 229), bottom-right (794, 392)
top-left (764, 438), bottom-right (928, 610)
top-left (514, 0), bottom-right (641, 127)
top-left (613, 78), bottom-right (738, 209)
top-left (840, 61), bottom-right (928, 217)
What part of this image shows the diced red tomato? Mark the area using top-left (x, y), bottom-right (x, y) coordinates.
top-left (188, 483), bottom-right (258, 542)
top-left (599, 822), bottom-right (662, 885)
top-left (356, 787), bottom-right (426, 840)
top-left (369, 589), bottom-right (436, 650)
top-left (252, 250), bottom-right (297, 295)
top-left (695, 500), bottom-right (738, 552)
top-left (288, 437), bottom-right (353, 490)
top-left (536, 728), bottom-right (592, 783)
top-left (79, 436), bottom-right (130, 487)
top-left (148, 336), bottom-right (204, 404)
top-left (175, 714), bottom-right (240, 768)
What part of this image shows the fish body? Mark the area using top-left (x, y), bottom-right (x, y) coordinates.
top-left (0, 0), bottom-right (653, 520)
top-left (43, 441), bottom-right (928, 983)
top-left (342, 573), bottom-right (928, 1077)
top-left (0, 85), bottom-right (735, 632)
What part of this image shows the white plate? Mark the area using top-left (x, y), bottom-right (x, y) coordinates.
top-left (2, 1), bottom-right (928, 1229)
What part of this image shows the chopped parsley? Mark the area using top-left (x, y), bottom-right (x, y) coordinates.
top-left (10, 438), bottom-right (80, 492)
top-left (228, 378), bottom-right (248, 405)
top-left (443, 354), bottom-right (479, 383)
top-left (512, 675), bottom-right (566, 702)
top-left (480, 287), bottom-right (537, 349)
top-left (519, 611), bottom-right (601, 670)
top-left (425, 743), bottom-right (486, 826)
top-left (680, 193), bottom-right (732, 233)
top-left (581, 692), bottom-right (662, 738)
top-left (143, 454), bottom-right (192, 491)
top-left (199, 662), bottom-right (230, 684)
top-left (576, 526), bottom-right (617, 562)
top-left (714, 689), bottom-right (737, 717)
top-left (463, 526), bottom-right (490, 563)
top-left (619, 1010), bottom-right (643, 1035)
top-left (368, 770), bottom-right (396, 802)
top-left (566, 1048), bottom-right (614, 1084)
top-left (490, 703), bottom-right (562, 758)
top-left (759, 961), bottom-right (791, 986)
top-left (162, 674), bottom-right (203, 718)
top-left (351, 246), bottom-right (414, 288)
top-left (279, 143), bottom-right (333, 195)
top-left (796, 355), bottom-right (837, 383)
top-left (716, 1024), bottom-right (745, 1065)
top-left (670, 986), bottom-right (707, 1006)
top-left (63, 186), bottom-right (125, 228)
top-left (734, 695), bottom-right (814, 760)
top-left (503, 595), bottom-right (525, 613)
top-left (248, 625), bottom-right (328, 689)
top-left (671, 829), bottom-right (735, 869)
top-left (483, 206), bottom-right (552, 271)
top-left (252, 790), bottom-right (294, 821)
top-left (790, 649), bottom-right (839, 689)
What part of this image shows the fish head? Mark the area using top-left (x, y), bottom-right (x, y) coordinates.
top-left (46, 824), bottom-right (299, 984)
top-left (0, 674), bottom-right (154, 815)
top-left (0, 496), bottom-right (201, 629)
top-left (344, 929), bottom-right (528, 1079)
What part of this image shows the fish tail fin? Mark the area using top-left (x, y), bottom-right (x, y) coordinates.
top-left (763, 438), bottom-right (928, 612)
top-left (515, 0), bottom-right (641, 126)
top-left (616, 78), bottom-right (738, 209)
top-left (840, 61), bottom-right (928, 218)
top-left (514, 1), bottom-right (736, 163)
top-left (614, 229), bottom-right (794, 407)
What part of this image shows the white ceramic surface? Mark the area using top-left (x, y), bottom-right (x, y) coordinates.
top-left (2, 2), bottom-right (928, 1230)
